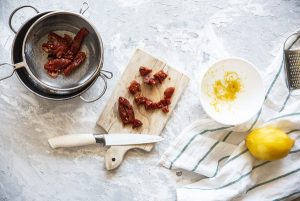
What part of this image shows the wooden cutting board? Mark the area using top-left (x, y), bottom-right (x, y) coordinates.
top-left (97, 49), bottom-right (189, 170)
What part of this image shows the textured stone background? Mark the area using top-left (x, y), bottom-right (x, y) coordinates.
top-left (0, 0), bottom-right (300, 200)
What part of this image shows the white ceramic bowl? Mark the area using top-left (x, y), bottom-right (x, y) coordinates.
top-left (199, 58), bottom-right (265, 125)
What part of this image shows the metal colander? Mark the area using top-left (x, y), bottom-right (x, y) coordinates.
top-left (0, 4), bottom-right (112, 102)
top-left (22, 11), bottom-right (103, 91)
top-left (1, 8), bottom-right (112, 98)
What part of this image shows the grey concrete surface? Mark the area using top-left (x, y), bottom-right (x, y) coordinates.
top-left (0, 0), bottom-right (300, 200)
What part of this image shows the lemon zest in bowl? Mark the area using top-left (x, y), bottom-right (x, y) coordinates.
top-left (210, 71), bottom-right (243, 111)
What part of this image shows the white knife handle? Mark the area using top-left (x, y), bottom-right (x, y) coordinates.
top-left (48, 134), bottom-right (96, 149)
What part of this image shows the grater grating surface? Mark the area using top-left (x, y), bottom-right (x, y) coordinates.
top-left (283, 33), bottom-right (300, 94)
top-left (284, 50), bottom-right (300, 89)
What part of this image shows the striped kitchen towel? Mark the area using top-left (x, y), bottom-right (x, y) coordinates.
top-left (160, 49), bottom-right (300, 201)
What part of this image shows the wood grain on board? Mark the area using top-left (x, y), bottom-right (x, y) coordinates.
top-left (97, 49), bottom-right (189, 170)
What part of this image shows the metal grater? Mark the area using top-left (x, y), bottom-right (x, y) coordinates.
top-left (284, 33), bottom-right (300, 95)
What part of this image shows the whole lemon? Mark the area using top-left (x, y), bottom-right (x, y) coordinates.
top-left (245, 127), bottom-right (295, 160)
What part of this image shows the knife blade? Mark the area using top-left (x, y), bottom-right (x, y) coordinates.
top-left (48, 134), bottom-right (164, 149)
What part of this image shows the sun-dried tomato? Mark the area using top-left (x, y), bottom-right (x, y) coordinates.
top-left (139, 66), bottom-right (152, 76)
top-left (63, 34), bottom-right (73, 46)
top-left (153, 70), bottom-right (168, 83)
top-left (143, 75), bottom-right (157, 86)
top-left (128, 80), bottom-right (141, 95)
top-left (118, 97), bottom-right (143, 128)
top-left (42, 28), bottom-right (89, 77)
top-left (142, 70), bottom-right (168, 85)
top-left (63, 52), bottom-right (86, 76)
top-left (132, 119), bottom-right (143, 128)
top-left (162, 106), bottom-right (169, 113)
top-left (133, 87), bottom-right (175, 113)
top-left (118, 97), bottom-right (135, 124)
top-left (158, 98), bottom-right (171, 107)
top-left (47, 70), bottom-right (59, 78)
top-left (44, 58), bottom-right (72, 71)
top-left (144, 99), bottom-right (154, 110)
top-left (42, 32), bottom-right (71, 59)
top-left (67, 28), bottom-right (89, 58)
top-left (164, 87), bottom-right (175, 99)
top-left (134, 95), bottom-right (148, 105)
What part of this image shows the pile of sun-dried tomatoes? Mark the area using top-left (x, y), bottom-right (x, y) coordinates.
top-left (42, 28), bottom-right (89, 77)
top-left (118, 66), bottom-right (175, 129)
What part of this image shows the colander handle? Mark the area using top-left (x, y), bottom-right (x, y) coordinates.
top-left (79, 70), bottom-right (113, 103)
top-left (0, 62), bottom-right (24, 81)
top-left (8, 5), bottom-right (39, 34)
top-left (79, 2), bottom-right (89, 15)
top-left (100, 70), bottom-right (113, 79)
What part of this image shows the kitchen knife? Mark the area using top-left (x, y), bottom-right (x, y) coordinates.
top-left (48, 134), bottom-right (164, 149)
